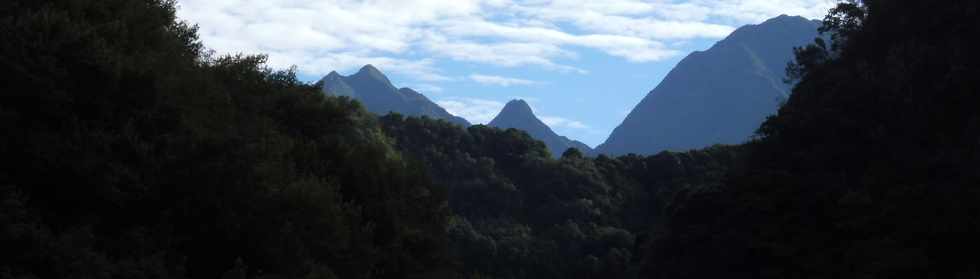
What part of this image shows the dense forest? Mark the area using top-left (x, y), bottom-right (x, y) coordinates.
top-left (379, 115), bottom-right (737, 278)
top-left (642, 0), bottom-right (980, 278)
top-left (2, 0), bottom-right (979, 278)
top-left (0, 1), bottom-right (448, 278)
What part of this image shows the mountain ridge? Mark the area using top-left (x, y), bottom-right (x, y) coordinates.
top-left (318, 65), bottom-right (470, 126)
top-left (595, 15), bottom-right (820, 156)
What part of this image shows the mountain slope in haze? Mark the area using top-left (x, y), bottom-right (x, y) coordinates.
top-left (318, 65), bottom-right (471, 126)
top-left (595, 15), bottom-right (820, 156)
top-left (488, 99), bottom-right (592, 157)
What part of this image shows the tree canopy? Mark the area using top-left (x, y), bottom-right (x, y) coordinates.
top-left (1, 1), bottom-right (448, 278)
top-left (3, 0), bottom-right (978, 278)
top-left (642, 1), bottom-right (980, 278)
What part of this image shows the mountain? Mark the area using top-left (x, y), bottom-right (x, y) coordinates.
top-left (318, 65), bottom-right (470, 126)
top-left (488, 99), bottom-right (593, 157)
top-left (595, 15), bottom-right (821, 156)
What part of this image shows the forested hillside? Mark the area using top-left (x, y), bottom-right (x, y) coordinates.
top-left (380, 115), bottom-right (738, 279)
top-left (2, 0), bottom-right (978, 278)
top-left (0, 1), bottom-right (448, 278)
top-left (641, 1), bottom-right (980, 278)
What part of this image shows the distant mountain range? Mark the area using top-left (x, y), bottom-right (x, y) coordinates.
top-left (318, 65), bottom-right (591, 157)
top-left (321, 15), bottom-right (818, 157)
top-left (489, 99), bottom-right (593, 157)
top-left (595, 15), bottom-right (820, 156)
top-left (317, 65), bottom-right (471, 126)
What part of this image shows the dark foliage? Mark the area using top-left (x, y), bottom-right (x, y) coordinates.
top-left (643, 1), bottom-right (980, 278)
top-left (379, 115), bottom-right (739, 279)
top-left (6, 0), bottom-right (977, 278)
top-left (0, 1), bottom-right (448, 278)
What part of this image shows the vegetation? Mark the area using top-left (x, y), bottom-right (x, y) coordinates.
top-left (0, 1), bottom-right (447, 278)
top-left (641, 0), bottom-right (980, 278)
top-left (380, 115), bottom-right (739, 279)
top-left (3, 0), bottom-right (979, 278)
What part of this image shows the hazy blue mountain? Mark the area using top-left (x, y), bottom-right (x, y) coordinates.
top-left (489, 99), bottom-right (593, 157)
top-left (318, 65), bottom-right (470, 126)
top-left (595, 15), bottom-right (820, 156)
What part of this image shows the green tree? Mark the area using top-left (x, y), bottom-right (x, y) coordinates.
top-left (643, 1), bottom-right (980, 278)
top-left (0, 1), bottom-right (450, 278)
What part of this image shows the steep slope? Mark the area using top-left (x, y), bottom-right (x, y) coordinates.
top-left (318, 65), bottom-right (470, 126)
top-left (488, 99), bottom-right (593, 157)
top-left (596, 15), bottom-right (820, 156)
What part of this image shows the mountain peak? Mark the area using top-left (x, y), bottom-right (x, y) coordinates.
top-left (319, 65), bottom-right (470, 126)
top-left (490, 99), bottom-right (593, 157)
top-left (346, 64), bottom-right (396, 91)
top-left (319, 70), bottom-right (356, 97)
top-left (764, 14), bottom-right (809, 24)
top-left (357, 64), bottom-right (383, 75)
top-left (323, 71), bottom-right (343, 80)
top-left (490, 100), bottom-right (544, 132)
top-left (350, 64), bottom-right (391, 83)
top-left (501, 99), bottom-right (534, 117)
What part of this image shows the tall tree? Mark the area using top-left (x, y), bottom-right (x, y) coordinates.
top-left (642, 1), bottom-right (980, 278)
top-left (0, 1), bottom-right (449, 278)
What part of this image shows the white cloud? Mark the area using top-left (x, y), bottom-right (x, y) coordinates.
top-left (176, 0), bottom-right (833, 81)
top-left (177, 0), bottom-right (483, 79)
top-left (470, 74), bottom-right (540, 87)
top-left (406, 83), bottom-right (445, 94)
top-left (437, 19), bottom-right (683, 62)
top-left (436, 97), bottom-right (505, 124)
top-left (541, 116), bottom-right (591, 130)
top-left (509, 2), bottom-right (737, 40)
top-left (422, 33), bottom-right (587, 73)
top-left (690, 0), bottom-right (837, 23)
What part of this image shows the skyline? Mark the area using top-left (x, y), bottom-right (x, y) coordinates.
top-left (175, 0), bottom-right (835, 146)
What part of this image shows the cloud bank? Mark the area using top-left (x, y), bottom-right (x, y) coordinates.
top-left (437, 97), bottom-right (506, 124)
top-left (175, 0), bottom-right (835, 80)
top-left (470, 74), bottom-right (540, 87)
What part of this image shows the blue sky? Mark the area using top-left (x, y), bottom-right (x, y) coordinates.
top-left (175, 0), bottom-right (835, 147)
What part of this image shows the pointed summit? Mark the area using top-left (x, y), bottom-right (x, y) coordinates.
top-left (357, 64), bottom-right (381, 74)
top-left (352, 64), bottom-right (391, 84)
top-left (489, 99), bottom-right (592, 158)
top-left (319, 71), bottom-right (355, 97)
top-left (499, 99), bottom-right (534, 117)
